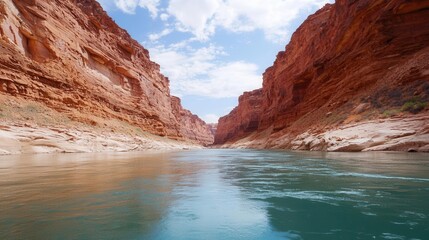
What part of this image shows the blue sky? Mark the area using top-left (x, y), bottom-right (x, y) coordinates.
top-left (95, 0), bottom-right (332, 123)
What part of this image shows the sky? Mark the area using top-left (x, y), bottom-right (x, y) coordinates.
top-left (95, 0), bottom-right (333, 123)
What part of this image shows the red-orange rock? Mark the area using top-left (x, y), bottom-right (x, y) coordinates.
top-left (170, 97), bottom-right (213, 146)
top-left (207, 123), bottom-right (218, 136)
top-left (215, 0), bottom-right (429, 151)
top-left (215, 89), bottom-right (262, 144)
top-left (0, 0), bottom-right (213, 145)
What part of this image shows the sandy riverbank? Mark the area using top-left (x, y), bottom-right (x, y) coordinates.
top-left (0, 96), bottom-right (204, 155)
top-left (0, 122), bottom-right (202, 155)
top-left (218, 114), bottom-right (429, 152)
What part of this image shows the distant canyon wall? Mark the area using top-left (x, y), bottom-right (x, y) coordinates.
top-left (215, 0), bottom-right (429, 151)
top-left (0, 0), bottom-right (213, 145)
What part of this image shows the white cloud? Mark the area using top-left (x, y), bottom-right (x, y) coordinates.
top-left (148, 43), bottom-right (262, 98)
top-left (177, 61), bottom-right (261, 98)
top-left (139, 0), bottom-right (161, 17)
top-left (167, 0), bottom-right (220, 40)
top-left (202, 114), bottom-right (220, 123)
top-left (107, 0), bottom-right (333, 42)
top-left (167, 0), bottom-right (333, 42)
top-left (113, 0), bottom-right (160, 17)
top-left (113, 0), bottom-right (138, 14)
top-left (160, 13), bottom-right (170, 21)
top-left (149, 28), bottom-right (173, 41)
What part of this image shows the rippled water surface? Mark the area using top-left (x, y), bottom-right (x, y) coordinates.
top-left (1, 150), bottom-right (428, 239)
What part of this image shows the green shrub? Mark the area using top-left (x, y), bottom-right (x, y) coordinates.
top-left (382, 109), bottom-right (400, 118)
top-left (401, 98), bottom-right (428, 114)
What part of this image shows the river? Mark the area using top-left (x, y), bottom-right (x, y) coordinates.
top-left (0, 150), bottom-right (428, 239)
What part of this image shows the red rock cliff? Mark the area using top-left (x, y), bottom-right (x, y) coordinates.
top-left (170, 97), bottom-right (213, 146)
top-left (215, 0), bottom-right (429, 151)
top-left (215, 89), bottom-right (263, 144)
top-left (0, 0), bottom-right (213, 145)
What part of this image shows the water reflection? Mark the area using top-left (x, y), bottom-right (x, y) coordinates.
top-left (0, 150), bottom-right (428, 239)
top-left (0, 152), bottom-right (197, 239)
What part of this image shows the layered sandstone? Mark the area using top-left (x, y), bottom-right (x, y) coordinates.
top-left (215, 89), bottom-right (263, 144)
top-left (215, 0), bottom-right (429, 151)
top-left (0, 0), bottom-right (213, 146)
top-left (170, 97), bottom-right (213, 145)
top-left (207, 123), bottom-right (218, 136)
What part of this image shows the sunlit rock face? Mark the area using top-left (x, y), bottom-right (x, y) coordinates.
top-left (207, 123), bottom-right (218, 136)
top-left (215, 0), bottom-right (429, 151)
top-left (170, 97), bottom-right (214, 146)
top-left (0, 0), bottom-right (213, 145)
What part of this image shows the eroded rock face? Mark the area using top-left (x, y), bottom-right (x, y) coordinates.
top-left (0, 0), bottom-right (213, 145)
top-left (207, 123), bottom-right (218, 136)
top-left (215, 89), bottom-right (263, 144)
top-left (170, 97), bottom-right (214, 146)
top-left (215, 0), bottom-right (429, 151)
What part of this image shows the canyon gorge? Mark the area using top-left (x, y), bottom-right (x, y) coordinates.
top-left (0, 0), bottom-right (428, 154)
top-left (1, 1), bottom-right (428, 238)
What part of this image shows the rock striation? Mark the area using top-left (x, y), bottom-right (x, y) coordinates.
top-left (0, 0), bottom-right (213, 146)
top-left (170, 97), bottom-right (214, 145)
top-left (207, 123), bottom-right (218, 136)
top-left (215, 0), bottom-right (429, 151)
top-left (215, 89), bottom-right (263, 144)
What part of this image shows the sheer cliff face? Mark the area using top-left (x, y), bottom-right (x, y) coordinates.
top-left (0, 0), bottom-right (213, 145)
top-left (215, 0), bottom-right (429, 146)
top-left (170, 97), bottom-right (214, 145)
top-left (215, 89), bottom-right (263, 144)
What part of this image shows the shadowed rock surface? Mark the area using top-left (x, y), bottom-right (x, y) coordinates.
top-left (215, 89), bottom-right (263, 144)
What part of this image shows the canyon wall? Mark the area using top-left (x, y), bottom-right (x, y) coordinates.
top-left (216, 0), bottom-right (429, 151)
top-left (0, 0), bottom-right (213, 145)
top-left (215, 89), bottom-right (263, 144)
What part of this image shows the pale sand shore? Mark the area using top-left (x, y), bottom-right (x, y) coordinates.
top-left (220, 114), bottom-right (429, 152)
top-left (0, 122), bottom-right (203, 155)
top-left (290, 115), bottom-right (429, 152)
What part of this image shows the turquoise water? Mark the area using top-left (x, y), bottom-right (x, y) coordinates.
top-left (0, 150), bottom-right (428, 239)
